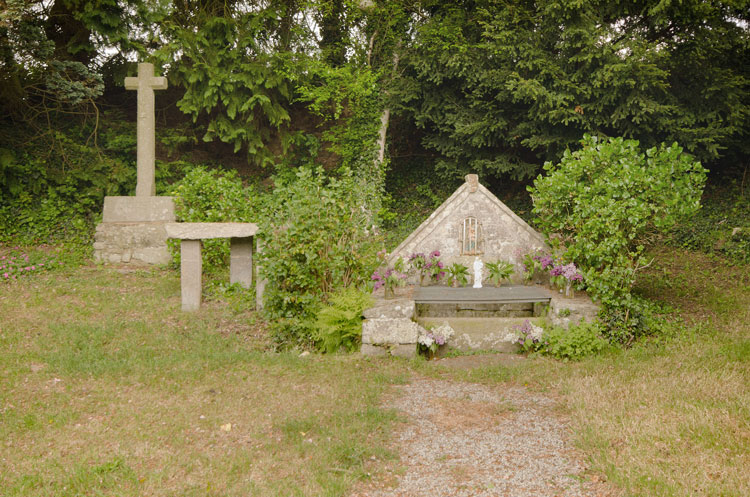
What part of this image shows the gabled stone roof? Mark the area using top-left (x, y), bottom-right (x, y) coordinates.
top-left (388, 174), bottom-right (546, 264)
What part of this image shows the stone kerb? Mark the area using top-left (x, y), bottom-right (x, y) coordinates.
top-left (361, 297), bottom-right (423, 358)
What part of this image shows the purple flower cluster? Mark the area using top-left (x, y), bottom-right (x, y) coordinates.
top-left (550, 262), bottom-right (583, 282)
top-left (409, 250), bottom-right (445, 282)
top-left (371, 268), bottom-right (407, 291)
top-left (514, 319), bottom-right (545, 346)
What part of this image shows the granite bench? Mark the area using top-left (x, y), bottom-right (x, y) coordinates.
top-left (165, 222), bottom-right (258, 311)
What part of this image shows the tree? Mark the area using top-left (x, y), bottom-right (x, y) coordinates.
top-left (392, 0), bottom-right (750, 181)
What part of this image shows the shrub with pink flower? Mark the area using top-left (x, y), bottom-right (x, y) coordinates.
top-left (0, 248), bottom-right (57, 282)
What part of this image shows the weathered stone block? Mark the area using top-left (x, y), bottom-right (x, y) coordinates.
top-left (229, 237), bottom-right (253, 289)
top-left (363, 298), bottom-right (415, 319)
top-left (180, 240), bottom-right (202, 311)
top-left (93, 221), bottom-right (171, 265)
top-left (418, 316), bottom-right (525, 352)
top-left (362, 318), bottom-right (420, 344)
top-left (102, 196), bottom-right (175, 223)
top-left (549, 295), bottom-right (599, 328)
top-left (361, 344), bottom-right (388, 356)
top-left (390, 344), bottom-right (416, 358)
top-left (165, 222), bottom-right (258, 240)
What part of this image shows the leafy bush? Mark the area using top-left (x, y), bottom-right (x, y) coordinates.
top-left (529, 135), bottom-right (707, 342)
top-left (597, 296), bottom-right (676, 346)
top-left (170, 167), bottom-right (257, 272)
top-left (313, 287), bottom-right (372, 353)
top-left (543, 321), bottom-right (608, 361)
top-left (258, 167), bottom-right (381, 348)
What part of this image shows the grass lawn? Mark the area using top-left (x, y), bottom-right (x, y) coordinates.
top-left (0, 263), bottom-right (410, 496)
top-left (1, 245), bottom-right (748, 496)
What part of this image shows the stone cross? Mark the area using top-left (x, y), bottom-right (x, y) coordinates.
top-left (125, 63), bottom-right (167, 197)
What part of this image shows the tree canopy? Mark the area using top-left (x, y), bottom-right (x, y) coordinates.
top-left (1, 0), bottom-right (748, 189)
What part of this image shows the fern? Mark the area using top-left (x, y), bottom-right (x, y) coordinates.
top-left (313, 288), bottom-right (373, 353)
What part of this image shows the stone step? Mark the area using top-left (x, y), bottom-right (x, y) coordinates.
top-left (416, 301), bottom-right (548, 318)
top-left (417, 316), bottom-right (541, 352)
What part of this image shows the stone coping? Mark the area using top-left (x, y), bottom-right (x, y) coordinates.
top-left (165, 222), bottom-right (258, 240)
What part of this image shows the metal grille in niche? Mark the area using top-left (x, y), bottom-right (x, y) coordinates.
top-left (460, 217), bottom-right (484, 255)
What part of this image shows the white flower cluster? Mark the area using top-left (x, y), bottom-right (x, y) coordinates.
top-left (418, 334), bottom-right (435, 348)
top-left (418, 322), bottom-right (455, 348)
top-left (528, 323), bottom-right (544, 341)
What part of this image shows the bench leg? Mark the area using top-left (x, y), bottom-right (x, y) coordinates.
top-left (229, 237), bottom-right (253, 289)
top-left (181, 239), bottom-right (202, 311)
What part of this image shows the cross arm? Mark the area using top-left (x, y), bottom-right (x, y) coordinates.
top-left (124, 77), bottom-right (138, 90)
top-left (124, 76), bottom-right (168, 90)
top-left (151, 77), bottom-right (167, 90)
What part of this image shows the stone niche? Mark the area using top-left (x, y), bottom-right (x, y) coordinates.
top-left (388, 174), bottom-right (548, 283)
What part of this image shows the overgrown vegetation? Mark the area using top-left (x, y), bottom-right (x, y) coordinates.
top-left (258, 167), bottom-right (381, 349)
top-left (542, 321), bottom-right (608, 361)
top-left (170, 166), bottom-right (258, 271)
top-left (667, 180), bottom-right (750, 265)
top-left (530, 135), bottom-right (707, 343)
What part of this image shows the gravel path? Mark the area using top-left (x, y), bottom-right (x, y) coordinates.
top-left (352, 378), bottom-right (611, 497)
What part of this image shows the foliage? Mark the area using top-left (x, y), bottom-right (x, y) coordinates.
top-left (667, 182), bottom-right (750, 265)
top-left (164, 10), bottom-right (296, 166)
top-left (445, 262), bottom-right (469, 287)
top-left (529, 135), bottom-right (707, 341)
top-left (485, 260), bottom-right (514, 286)
top-left (597, 296), bottom-right (675, 346)
top-left (169, 166), bottom-right (257, 272)
top-left (542, 321), bottom-right (608, 361)
top-left (313, 287), bottom-right (372, 353)
top-left (258, 167), bottom-right (381, 349)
